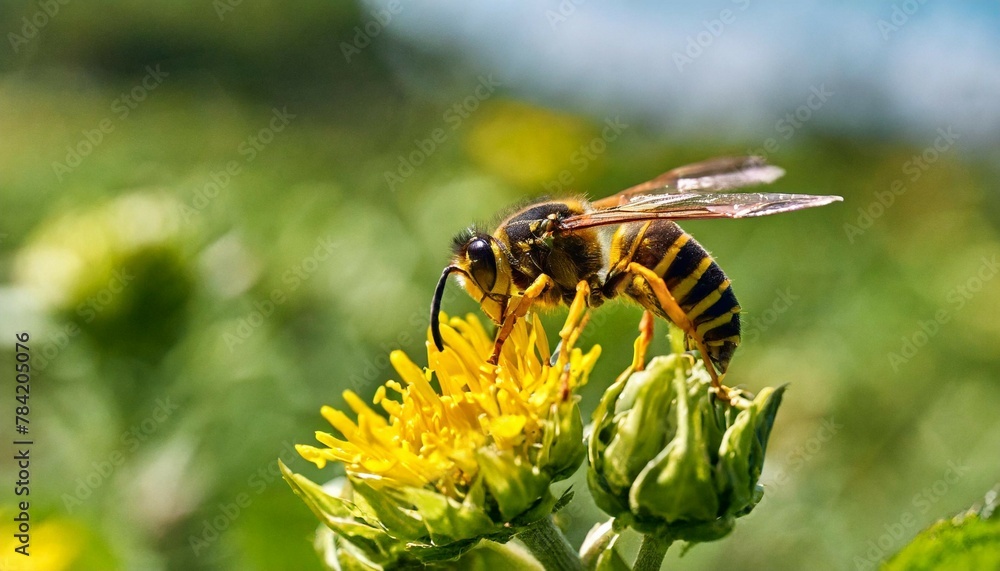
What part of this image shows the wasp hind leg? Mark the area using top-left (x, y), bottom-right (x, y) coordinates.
top-left (489, 274), bottom-right (555, 365)
top-left (625, 262), bottom-right (732, 401)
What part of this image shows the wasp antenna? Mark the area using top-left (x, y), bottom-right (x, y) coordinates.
top-left (431, 266), bottom-right (464, 351)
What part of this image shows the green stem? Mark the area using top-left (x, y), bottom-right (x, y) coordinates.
top-left (517, 516), bottom-right (584, 571)
top-left (634, 534), bottom-right (672, 571)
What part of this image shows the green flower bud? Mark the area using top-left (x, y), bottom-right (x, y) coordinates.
top-left (588, 330), bottom-right (785, 544)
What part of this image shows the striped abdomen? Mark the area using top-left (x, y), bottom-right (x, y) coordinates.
top-left (604, 220), bottom-right (741, 373)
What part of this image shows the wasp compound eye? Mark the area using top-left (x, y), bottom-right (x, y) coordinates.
top-left (467, 238), bottom-right (497, 292)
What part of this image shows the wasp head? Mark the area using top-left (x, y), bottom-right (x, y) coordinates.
top-left (431, 229), bottom-right (513, 351)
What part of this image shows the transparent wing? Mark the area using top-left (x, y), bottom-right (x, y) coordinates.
top-left (558, 192), bottom-right (843, 232)
top-left (593, 156), bottom-right (786, 208)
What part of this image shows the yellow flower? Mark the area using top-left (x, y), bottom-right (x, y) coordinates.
top-left (298, 285), bottom-right (599, 498)
top-left (284, 284), bottom-right (600, 564)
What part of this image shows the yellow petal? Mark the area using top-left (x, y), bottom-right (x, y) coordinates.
top-left (491, 415), bottom-right (527, 439)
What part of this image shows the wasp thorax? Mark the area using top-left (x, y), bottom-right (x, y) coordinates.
top-left (465, 237), bottom-right (497, 292)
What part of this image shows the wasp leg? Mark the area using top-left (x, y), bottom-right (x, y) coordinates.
top-left (556, 281), bottom-right (592, 399)
top-left (558, 281), bottom-right (591, 360)
top-left (626, 262), bottom-right (731, 401)
top-left (489, 274), bottom-right (554, 365)
top-left (634, 310), bottom-right (654, 372)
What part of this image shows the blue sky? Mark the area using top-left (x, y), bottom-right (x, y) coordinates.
top-left (361, 1), bottom-right (1000, 147)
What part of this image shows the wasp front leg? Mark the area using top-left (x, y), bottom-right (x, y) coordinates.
top-left (489, 274), bottom-right (555, 365)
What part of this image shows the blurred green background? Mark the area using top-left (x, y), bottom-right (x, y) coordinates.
top-left (1, 1), bottom-right (998, 570)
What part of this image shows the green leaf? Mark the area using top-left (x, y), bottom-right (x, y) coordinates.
top-left (883, 505), bottom-right (1000, 571)
top-left (587, 467), bottom-right (631, 522)
top-left (716, 403), bottom-right (758, 515)
top-left (279, 461), bottom-right (401, 564)
top-left (280, 461), bottom-right (361, 520)
top-left (552, 488), bottom-right (575, 513)
top-left (436, 540), bottom-right (544, 571)
top-left (588, 370), bottom-right (631, 500)
top-left (752, 385), bottom-right (787, 460)
top-left (400, 486), bottom-right (496, 544)
top-left (313, 525), bottom-right (383, 571)
top-left (477, 449), bottom-right (551, 521)
top-left (351, 479), bottom-right (427, 541)
top-left (748, 386), bottom-right (786, 490)
top-left (540, 400), bottom-right (587, 481)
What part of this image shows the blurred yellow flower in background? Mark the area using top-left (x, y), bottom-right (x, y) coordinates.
top-left (0, 515), bottom-right (83, 571)
top-left (464, 100), bottom-right (593, 188)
